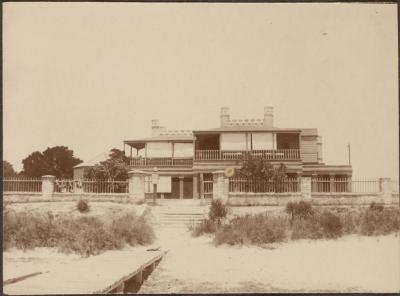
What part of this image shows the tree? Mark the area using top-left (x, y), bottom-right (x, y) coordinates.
top-left (3, 160), bottom-right (17, 177)
top-left (237, 153), bottom-right (288, 192)
top-left (22, 146), bottom-right (82, 178)
top-left (85, 148), bottom-right (128, 180)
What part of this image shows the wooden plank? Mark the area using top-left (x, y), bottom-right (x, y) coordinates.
top-left (4, 248), bottom-right (167, 295)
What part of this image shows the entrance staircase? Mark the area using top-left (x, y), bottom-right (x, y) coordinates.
top-left (148, 200), bottom-right (210, 229)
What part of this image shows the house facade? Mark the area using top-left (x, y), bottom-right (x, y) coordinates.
top-left (123, 107), bottom-right (352, 199)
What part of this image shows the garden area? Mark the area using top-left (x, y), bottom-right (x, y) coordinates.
top-left (3, 200), bottom-right (155, 257)
top-left (191, 200), bottom-right (400, 246)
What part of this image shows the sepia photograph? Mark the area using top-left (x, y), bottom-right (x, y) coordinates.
top-left (2, 1), bottom-right (399, 294)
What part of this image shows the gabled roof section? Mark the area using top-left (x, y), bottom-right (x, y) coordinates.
top-left (73, 152), bottom-right (109, 168)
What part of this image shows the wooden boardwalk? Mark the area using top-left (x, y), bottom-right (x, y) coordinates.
top-left (4, 247), bottom-right (166, 295)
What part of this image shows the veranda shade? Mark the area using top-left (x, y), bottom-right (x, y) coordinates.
top-left (173, 143), bottom-right (194, 157)
top-left (146, 142), bottom-right (173, 157)
top-left (252, 132), bottom-right (274, 150)
top-left (220, 133), bottom-right (247, 150)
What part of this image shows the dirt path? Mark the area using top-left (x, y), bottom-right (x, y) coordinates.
top-left (140, 228), bottom-right (400, 293)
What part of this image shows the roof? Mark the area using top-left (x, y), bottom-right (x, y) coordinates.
top-left (124, 134), bottom-right (194, 144)
top-left (73, 152), bottom-right (109, 168)
top-left (193, 126), bottom-right (303, 133)
top-left (300, 128), bottom-right (319, 136)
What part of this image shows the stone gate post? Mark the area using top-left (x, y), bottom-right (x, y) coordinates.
top-left (212, 170), bottom-right (229, 204)
top-left (128, 170), bottom-right (147, 202)
top-left (301, 176), bottom-right (312, 200)
top-left (42, 175), bottom-right (55, 198)
top-left (379, 178), bottom-right (392, 204)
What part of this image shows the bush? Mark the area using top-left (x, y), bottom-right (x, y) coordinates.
top-left (318, 211), bottom-right (343, 238)
top-left (291, 216), bottom-right (324, 240)
top-left (191, 219), bottom-right (218, 237)
top-left (286, 201), bottom-right (314, 222)
top-left (209, 199), bottom-right (228, 223)
top-left (3, 208), bottom-right (155, 256)
top-left (214, 213), bottom-right (288, 246)
top-left (360, 207), bottom-right (400, 236)
top-left (77, 199), bottom-right (89, 213)
top-left (110, 213), bottom-right (155, 246)
top-left (369, 202), bottom-right (384, 212)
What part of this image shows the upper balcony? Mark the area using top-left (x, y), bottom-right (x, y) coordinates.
top-left (194, 149), bottom-right (300, 161)
top-left (128, 157), bottom-right (193, 167)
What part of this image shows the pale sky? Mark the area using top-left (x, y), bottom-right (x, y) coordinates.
top-left (3, 2), bottom-right (398, 179)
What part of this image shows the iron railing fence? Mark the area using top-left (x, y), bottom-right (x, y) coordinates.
top-left (2, 177), bottom-right (42, 193)
top-left (54, 179), bottom-right (128, 194)
top-left (311, 177), bottom-right (380, 193)
top-left (229, 178), bottom-right (300, 193)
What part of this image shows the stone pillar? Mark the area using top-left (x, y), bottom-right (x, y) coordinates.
top-left (193, 175), bottom-right (199, 199)
top-left (379, 178), bottom-right (392, 204)
top-left (347, 175), bottom-right (352, 193)
top-left (42, 175), bottom-right (55, 198)
top-left (128, 170), bottom-right (147, 202)
top-left (329, 174), bottom-right (335, 193)
top-left (301, 176), bottom-right (312, 200)
top-left (212, 170), bottom-right (228, 204)
top-left (199, 173), bottom-right (204, 200)
top-left (179, 176), bottom-right (184, 199)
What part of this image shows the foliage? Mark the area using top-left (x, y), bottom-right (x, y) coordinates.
top-left (238, 156), bottom-right (288, 192)
top-left (317, 211), bottom-right (343, 238)
top-left (285, 201), bottom-right (314, 222)
top-left (21, 146), bottom-right (82, 178)
top-left (85, 148), bottom-right (128, 180)
top-left (360, 206), bottom-right (400, 236)
top-left (214, 213), bottom-right (288, 245)
top-left (208, 199), bottom-right (229, 224)
top-left (291, 216), bottom-right (324, 240)
top-left (191, 219), bottom-right (218, 237)
top-left (77, 199), bottom-right (90, 213)
top-left (3, 160), bottom-right (17, 177)
top-left (3, 208), bottom-right (155, 257)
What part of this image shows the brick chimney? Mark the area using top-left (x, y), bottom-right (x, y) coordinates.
top-left (220, 107), bottom-right (230, 127)
top-left (151, 119), bottom-right (165, 137)
top-left (263, 106), bottom-right (274, 127)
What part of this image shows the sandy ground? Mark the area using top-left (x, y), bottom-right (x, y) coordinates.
top-left (141, 227), bottom-right (400, 293)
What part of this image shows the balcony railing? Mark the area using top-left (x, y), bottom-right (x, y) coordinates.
top-left (194, 149), bottom-right (300, 161)
top-left (129, 157), bottom-right (193, 167)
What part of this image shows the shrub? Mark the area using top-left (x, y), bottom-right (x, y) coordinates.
top-left (77, 199), bottom-right (89, 213)
top-left (3, 208), bottom-right (155, 256)
top-left (318, 211), bottom-right (343, 238)
top-left (360, 207), bottom-right (400, 236)
top-left (214, 213), bottom-right (288, 246)
top-left (110, 213), bottom-right (155, 246)
top-left (286, 201), bottom-right (314, 222)
top-left (369, 202), bottom-right (384, 212)
top-left (56, 217), bottom-right (116, 257)
top-left (209, 199), bottom-right (228, 223)
top-left (191, 219), bottom-right (218, 237)
top-left (291, 216), bottom-right (324, 240)
top-left (339, 210), bottom-right (361, 235)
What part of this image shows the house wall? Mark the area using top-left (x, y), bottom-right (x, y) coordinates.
top-left (300, 136), bottom-right (319, 163)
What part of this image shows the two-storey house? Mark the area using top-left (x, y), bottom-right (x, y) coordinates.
top-left (123, 107), bottom-right (352, 199)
